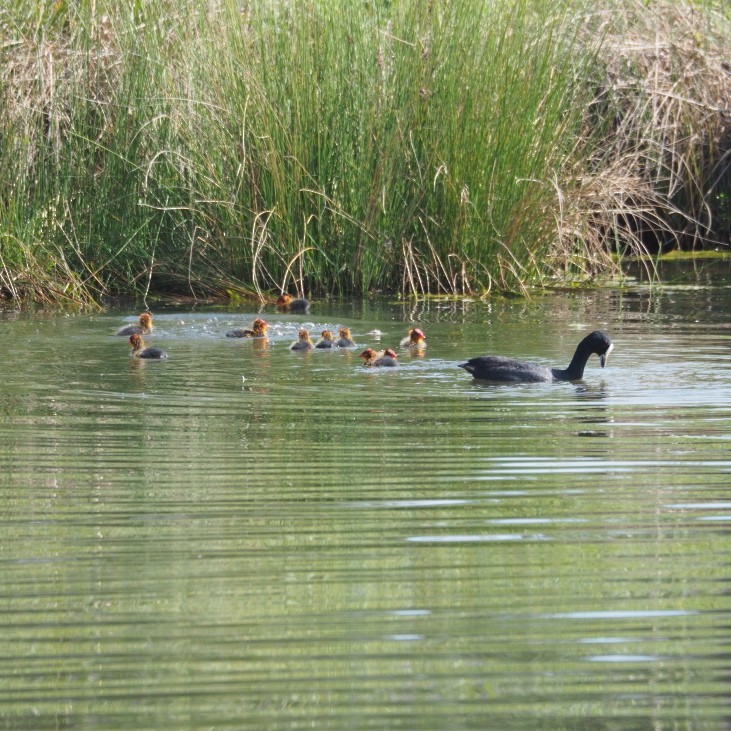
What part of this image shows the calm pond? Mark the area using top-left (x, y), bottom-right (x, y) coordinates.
top-left (1, 277), bottom-right (731, 730)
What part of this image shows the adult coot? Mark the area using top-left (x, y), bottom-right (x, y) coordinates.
top-left (276, 294), bottom-right (310, 313)
top-left (459, 331), bottom-right (613, 383)
top-left (129, 334), bottom-right (167, 359)
top-left (360, 348), bottom-right (398, 367)
top-left (117, 313), bottom-right (153, 336)
top-left (226, 318), bottom-right (268, 339)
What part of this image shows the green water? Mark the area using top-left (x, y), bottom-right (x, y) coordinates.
top-left (1, 285), bottom-right (731, 730)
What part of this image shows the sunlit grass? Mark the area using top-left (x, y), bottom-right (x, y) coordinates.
top-left (0, 0), bottom-right (728, 305)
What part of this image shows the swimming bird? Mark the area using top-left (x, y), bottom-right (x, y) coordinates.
top-left (315, 330), bottom-right (336, 349)
top-left (290, 329), bottom-right (314, 351)
top-left (226, 318), bottom-right (268, 339)
top-left (400, 328), bottom-right (426, 349)
top-left (276, 293), bottom-right (310, 313)
top-left (360, 347), bottom-right (398, 367)
top-left (129, 333), bottom-right (167, 359)
top-left (335, 327), bottom-right (356, 348)
top-left (117, 313), bottom-right (153, 336)
top-left (459, 331), bottom-right (613, 383)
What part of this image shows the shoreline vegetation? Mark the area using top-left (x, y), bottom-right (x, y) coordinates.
top-left (1, 0), bottom-right (729, 307)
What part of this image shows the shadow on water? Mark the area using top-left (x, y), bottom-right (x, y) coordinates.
top-left (1, 280), bottom-right (731, 729)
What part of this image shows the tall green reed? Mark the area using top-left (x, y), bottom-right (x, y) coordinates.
top-left (1, 0), bottom-right (727, 305)
top-left (191, 0), bottom-right (596, 296)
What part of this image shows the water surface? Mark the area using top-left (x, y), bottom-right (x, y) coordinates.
top-left (1, 284), bottom-right (731, 729)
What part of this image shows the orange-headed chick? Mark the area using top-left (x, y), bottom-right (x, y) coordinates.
top-left (359, 347), bottom-right (398, 367)
top-left (335, 327), bottom-right (356, 348)
top-left (129, 333), bottom-right (167, 359)
top-left (315, 329), bottom-right (335, 349)
top-left (290, 328), bottom-right (314, 351)
top-left (117, 312), bottom-right (153, 336)
top-left (226, 318), bottom-right (269, 339)
top-left (276, 293), bottom-right (310, 313)
top-left (400, 327), bottom-right (426, 349)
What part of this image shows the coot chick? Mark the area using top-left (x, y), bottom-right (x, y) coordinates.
top-left (129, 333), bottom-right (167, 359)
top-left (335, 327), bottom-right (356, 348)
top-left (226, 318), bottom-right (268, 339)
top-left (290, 329), bottom-right (314, 351)
top-left (360, 348), bottom-right (398, 367)
top-left (400, 328), bottom-right (426, 349)
top-left (117, 312), bottom-right (153, 336)
top-left (315, 330), bottom-right (335, 349)
top-left (459, 331), bottom-right (613, 383)
top-left (276, 293), bottom-right (310, 313)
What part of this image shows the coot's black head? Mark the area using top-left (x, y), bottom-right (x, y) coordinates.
top-left (584, 330), bottom-right (613, 368)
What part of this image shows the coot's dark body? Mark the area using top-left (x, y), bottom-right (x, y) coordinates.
top-left (459, 331), bottom-right (613, 383)
top-left (134, 346), bottom-right (168, 360)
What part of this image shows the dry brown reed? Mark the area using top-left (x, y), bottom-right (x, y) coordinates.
top-left (565, 1), bottom-right (731, 269)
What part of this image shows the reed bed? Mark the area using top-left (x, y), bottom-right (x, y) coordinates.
top-left (0, 0), bottom-right (728, 306)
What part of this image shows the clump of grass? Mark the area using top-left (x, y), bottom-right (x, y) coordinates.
top-left (0, 0), bottom-right (728, 306)
top-left (574, 0), bottom-right (731, 257)
top-left (193, 0), bottom-right (597, 297)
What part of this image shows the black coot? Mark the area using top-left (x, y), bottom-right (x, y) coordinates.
top-left (459, 331), bottom-right (613, 383)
